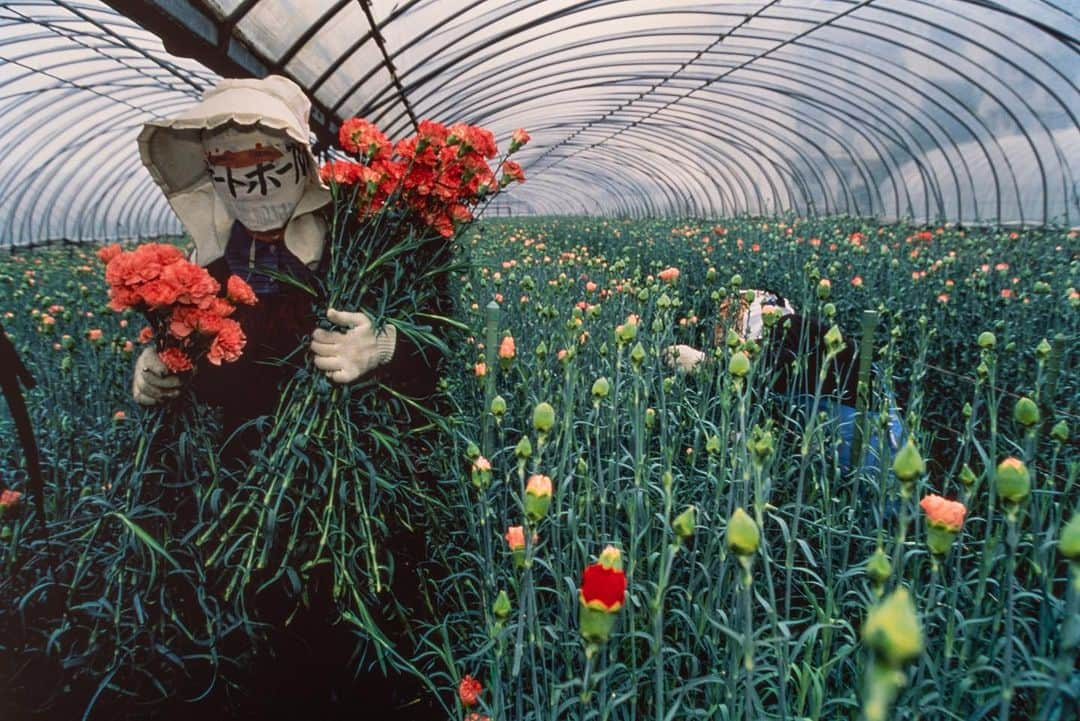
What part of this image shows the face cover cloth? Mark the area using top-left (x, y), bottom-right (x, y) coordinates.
top-left (201, 125), bottom-right (309, 231)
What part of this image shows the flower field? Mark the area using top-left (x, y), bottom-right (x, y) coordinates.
top-left (1, 216), bottom-right (1078, 720)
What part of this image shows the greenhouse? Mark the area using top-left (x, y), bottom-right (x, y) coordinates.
top-left (0, 1), bottom-right (1077, 719)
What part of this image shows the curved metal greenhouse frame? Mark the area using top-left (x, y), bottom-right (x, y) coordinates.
top-left (0, 0), bottom-right (1076, 246)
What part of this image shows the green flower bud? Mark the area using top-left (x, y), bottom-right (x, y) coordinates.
top-left (673, 506), bottom-right (696, 539)
top-left (958, 463), bottom-right (977, 487)
top-left (824, 325), bottom-right (844, 354)
top-left (1051, 420), bottom-right (1069, 443)
top-left (977, 331), bottom-right (996, 349)
top-left (728, 351), bottom-right (751, 378)
top-left (636, 288), bottom-right (649, 302)
top-left (535, 340), bottom-right (547, 359)
top-left (892, 438), bottom-right (925, 484)
top-left (1059, 513), bottom-right (1080, 562)
top-left (726, 507), bottom-right (760, 556)
top-left (706, 267), bottom-right (717, 282)
top-left (976, 362), bottom-right (989, 379)
top-left (657, 292), bottom-right (672, 310)
top-left (725, 328), bottom-right (741, 348)
top-left (730, 274), bottom-right (742, 287)
top-left (491, 395), bottom-right (507, 418)
top-left (533, 402), bottom-right (556, 433)
top-left (493, 589), bottom-right (512, 620)
top-left (515, 435), bottom-right (533, 461)
top-left (629, 342), bottom-right (646, 368)
top-left (817, 278), bottom-right (832, 300)
top-left (994, 457), bottom-right (1030, 504)
top-left (823, 302), bottom-right (836, 318)
top-left (863, 587), bottom-right (923, 667)
top-left (1013, 397), bottom-right (1040, 427)
top-left (644, 407), bottom-right (656, 429)
top-left (591, 377), bottom-right (611, 400)
top-left (1035, 338), bottom-right (1052, 359)
top-left (705, 435), bottom-right (722, 455)
top-left (748, 427), bottom-right (775, 463)
top-left (466, 442), bottom-right (481, 461)
top-left (866, 547), bottom-right (892, 584)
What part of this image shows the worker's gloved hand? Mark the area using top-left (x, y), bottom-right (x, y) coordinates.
top-left (132, 346), bottom-right (183, 405)
top-left (311, 307), bottom-right (397, 384)
top-left (663, 344), bottom-right (706, 374)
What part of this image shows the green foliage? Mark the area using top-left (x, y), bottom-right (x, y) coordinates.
top-left (1, 215), bottom-right (1078, 720)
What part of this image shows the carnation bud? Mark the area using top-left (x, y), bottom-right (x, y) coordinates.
top-left (958, 463), bottom-right (977, 487)
top-left (656, 293), bottom-right (672, 310)
top-left (977, 331), bottom-right (996, 349)
top-left (591, 377), bottom-right (611, 401)
top-left (493, 589), bottom-right (511, 620)
top-left (726, 507), bottom-right (760, 556)
top-left (863, 587), bottom-right (923, 667)
top-left (466, 442), bottom-right (481, 461)
top-left (644, 407), bottom-right (656, 429)
top-left (705, 435), bottom-right (722, 455)
top-left (1051, 420), bottom-right (1069, 443)
top-left (515, 436), bottom-right (532, 461)
top-left (629, 342), bottom-right (646, 368)
top-left (490, 395), bottom-right (507, 418)
top-left (866, 547), bottom-right (892, 585)
top-left (673, 506), bottom-right (696, 540)
top-left (728, 351), bottom-right (751, 378)
top-left (730, 273), bottom-right (742, 287)
top-left (994, 457), bottom-right (1030, 504)
top-left (748, 427), bottom-right (775, 463)
top-left (892, 438), bottom-right (925, 485)
top-left (1059, 513), bottom-right (1080, 563)
top-left (524, 474), bottom-right (553, 521)
top-left (817, 278), bottom-right (832, 300)
top-left (1035, 338), bottom-right (1052, 359)
top-left (1013, 397), bottom-right (1040, 427)
top-left (533, 402), bottom-right (555, 434)
top-left (824, 325), bottom-right (844, 354)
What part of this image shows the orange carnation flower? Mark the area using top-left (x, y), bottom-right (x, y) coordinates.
top-left (919, 494), bottom-right (966, 532)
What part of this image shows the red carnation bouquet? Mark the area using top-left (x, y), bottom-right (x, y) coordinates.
top-left (98, 243), bottom-right (257, 374)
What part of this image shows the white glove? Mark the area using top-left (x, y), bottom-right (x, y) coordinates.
top-left (132, 346), bottom-right (182, 405)
top-left (311, 307), bottom-right (397, 384)
top-left (663, 344), bottom-right (706, 374)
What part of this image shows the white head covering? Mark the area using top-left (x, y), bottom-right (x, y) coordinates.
top-left (137, 75), bottom-right (331, 267)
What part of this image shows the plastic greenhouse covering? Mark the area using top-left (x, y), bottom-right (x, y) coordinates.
top-left (1, 0), bottom-right (1077, 248)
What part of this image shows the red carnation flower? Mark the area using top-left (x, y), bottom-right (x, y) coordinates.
top-left (339, 117), bottom-right (391, 159)
top-left (458, 675), bottom-right (482, 707)
top-left (579, 563), bottom-right (627, 612)
top-left (0, 489), bottom-right (23, 510)
top-left (96, 244), bottom-right (122, 264)
top-left (226, 275), bottom-right (257, 306)
top-left (158, 347), bottom-right (193, 373)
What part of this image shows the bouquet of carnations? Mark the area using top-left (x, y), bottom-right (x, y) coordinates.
top-left (99, 242), bottom-right (257, 373)
top-left (196, 117), bottom-right (528, 662)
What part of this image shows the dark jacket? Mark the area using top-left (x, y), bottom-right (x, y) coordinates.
top-left (188, 219), bottom-right (450, 445)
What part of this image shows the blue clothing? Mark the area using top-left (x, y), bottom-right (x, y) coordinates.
top-left (223, 221), bottom-right (313, 296)
top-left (786, 371), bottom-right (905, 474)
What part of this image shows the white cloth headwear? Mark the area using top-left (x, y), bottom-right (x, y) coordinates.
top-left (137, 75), bottom-right (330, 267)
